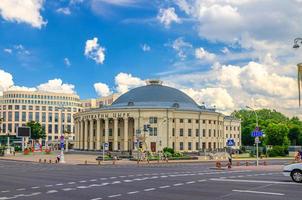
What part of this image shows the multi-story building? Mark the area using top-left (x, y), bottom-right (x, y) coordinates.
top-left (0, 90), bottom-right (81, 142)
top-left (74, 80), bottom-right (241, 152)
top-left (80, 94), bottom-right (120, 111)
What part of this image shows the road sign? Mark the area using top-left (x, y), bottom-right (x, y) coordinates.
top-left (103, 143), bottom-right (109, 150)
top-left (255, 137), bottom-right (261, 144)
top-left (226, 139), bottom-right (235, 146)
top-left (251, 129), bottom-right (263, 137)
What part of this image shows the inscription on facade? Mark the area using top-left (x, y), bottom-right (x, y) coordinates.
top-left (80, 112), bottom-right (131, 120)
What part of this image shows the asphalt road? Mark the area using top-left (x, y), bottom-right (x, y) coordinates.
top-left (0, 159), bottom-right (300, 200)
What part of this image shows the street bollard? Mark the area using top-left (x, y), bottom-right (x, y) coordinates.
top-left (264, 161), bottom-right (267, 166)
top-left (147, 159), bottom-right (150, 164)
top-left (137, 159), bottom-right (139, 165)
top-left (39, 159), bottom-right (42, 163)
top-left (216, 161), bottom-right (221, 169)
top-left (44, 159), bottom-right (47, 163)
top-left (113, 160), bottom-right (116, 165)
top-left (246, 161), bottom-right (249, 166)
top-left (98, 160), bottom-right (101, 165)
top-left (85, 160), bottom-right (87, 165)
top-left (55, 160), bottom-right (58, 164)
top-left (236, 161), bottom-right (240, 166)
top-left (49, 160), bottom-right (52, 164)
top-left (166, 158), bottom-right (168, 163)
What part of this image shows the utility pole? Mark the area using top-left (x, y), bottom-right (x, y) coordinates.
top-left (246, 106), bottom-right (259, 166)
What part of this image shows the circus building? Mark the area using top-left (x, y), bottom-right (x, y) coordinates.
top-left (73, 80), bottom-right (241, 152)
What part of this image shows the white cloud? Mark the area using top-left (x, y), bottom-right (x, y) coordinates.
top-left (8, 86), bottom-right (36, 92)
top-left (0, 69), bottom-right (14, 96)
top-left (37, 79), bottom-right (76, 94)
top-left (3, 48), bottom-right (12, 54)
top-left (84, 37), bottom-right (106, 64)
top-left (157, 7), bottom-right (181, 28)
top-left (94, 82), bottom-right (112, 97)
top-left (195, 47), bottom-right (216, 62)
top-left (64, 57), bottom-right (71, 66)
top-left (56, 7), bottom-right (71, 15)
top-left (170, 37), bottom-right (192, 60)
top-left (93, 0), bottom-right (138, 6)
top-left (141, 44), bottom-right (151, 52)
top-left (114, 73), bottom-right (145, 94)
top-left (0, 0), bottom-right (46, 28)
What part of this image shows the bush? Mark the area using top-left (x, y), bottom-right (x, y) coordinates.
top-left (163, 147), bottom-right (174, 155)
top-left (267, 146), bottom-right (288, 157)
top-left (173, 152), bottom-right (183, 157)
top-left (164, 152), bottom-right (173, 158)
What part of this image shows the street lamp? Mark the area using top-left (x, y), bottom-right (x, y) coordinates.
top-left (292, 38), bottom-right (302, 107)
top-left (246, 106), bottom-right (259, 166)
top-left (57, 105), bottom-right (66, 163)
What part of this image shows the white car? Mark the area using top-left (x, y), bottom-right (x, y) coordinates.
top-left (283, 163), bottom-right (302, 183)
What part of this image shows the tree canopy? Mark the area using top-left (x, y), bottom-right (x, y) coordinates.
top-left (26, 121), bottom-right (46, 140)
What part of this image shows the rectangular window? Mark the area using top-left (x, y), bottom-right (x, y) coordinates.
top-left (35, 106), bottom-right (40, 111)
top-left (29, 105), bottom-right (33, 110)
top-left (179, 128), bottom-right (184, 136)
top-left (203, 120), bottom-right (206, 124)
top-left (196, 142), bottom-right (199, 150)
top-left (214, 120), bottom-right (216, 124)
top-left (8, 111), bottom-right (12, 122)
top-left (118, 128), bottom-right (120, 136)
top-left (180, 142), bottom-right (184, 150)
top-left (55, 113), bottom-right (58, 122)
top-left (67, 114), bottom-right (71, 123)
top-left (203, 129), bottom-right (206, 137)
top-left (208, 142), bottom-right (212, 149)
top-left (180, 119), bottom-right (183, 123)
top-left (208, 129), bottom-right (211, 137)
top-left (15, 112), bottom-right (19, 121)
top-left (202, 142), bottom-right (206, 149)
top-left (15, 105), bottom-right (20, 110)
top-left (48, 106), bottom-right (53, 111)
top-left (8, 123), bottom-right (12, 132)
top-left (188, 119), bottom-right (191, 123)
top-left (209, 120), bottom-right (211, 124)
top-left (35, 112), bottom-right (40, 121)
top-left (188, 142), bottom-right (192, 150)
top-left (42, 112), bottom-right (46, 122)
top-left (196, 129), bottom-right (199, 137)
top-left (149, 117), bottom-right (157, 124)
top-left (188, 129), bottom-right (192, 137)
top-left (8, 105), bottom-right (12, 110)
top-left (48, 113), bottom-right (52, 122)
top-left (172, 128), bottom-right (175, 136)
top-left (54, 124), bottom-right (58, 133)
top-left (42, 106), bottom-right (46, 111)
top-left (28, 112), bottom-right (33, 121)
top-left (109, 128), bottom-right (112, 136)
top-left (196, 119), bottom-right (199, 124)
top-left (22, 112), bottom-right (26, 122)
top-left (62, 113), bottom-right (65, 123)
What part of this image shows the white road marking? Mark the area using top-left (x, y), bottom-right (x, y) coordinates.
top-left (108, 194), bottom-right (121, 198)
top-left (210, 178), bottom-right (300, 185)
top-left (90, 179), bottom-right (97, 182)
top-left (77, 186), bottom-right (89, 189)
top-left (91, 198), bottom-right (103, 200)
top-left (62, 188), bottom-right (76, 191)
top-left (173, 183), bottom-right (184, 186)
top-left (232, 190), bottom-right (284, 196)
top-left (112, 181), bottom-right (121, 184)
top-left (123, 180), bottom-right (133, 182)
top-left (31, 186), bottom-right (40, 189)
top-left (45, 185), bottom-right (53, 187)
top-left (79, 180), bottom-right (87, 183)
top-left (68, 182), bottom-right (76, 184)
top-left (16, 188), bottom-right (25, 191)
top-left (55, 183), bottom-right (64, 186)
top-left (185, 181), bottom-right (196, 184)
top-left (159, 185), bottom-right (170, 189)
top-left (46, 190), bottom-right (58, 194)
top-left (100, 178), bottom-right (107, 180)
top-left (109, 177), bottom-right (117, 179)
top-left (144, 188), bottom-right (155, 192)
top-left (127, 191), bottom-right (139, 194)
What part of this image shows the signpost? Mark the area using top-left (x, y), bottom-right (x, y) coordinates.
top-left (17, 127), bottom-right (31, 152)
top-left (59, 135), bottom-right (65, 163)
top-left (251, 127), bottom-right (262, 166)
top-left (226, 138), bottom-right (235, 147)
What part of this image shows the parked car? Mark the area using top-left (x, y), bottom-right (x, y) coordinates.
top-left (283, 163), bottom-right (302, 183)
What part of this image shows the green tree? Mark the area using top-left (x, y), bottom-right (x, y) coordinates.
top-left (264, 123), bottom-right (289, 146)
top-left (26, 121), bottom-right (46, 140)
top-left (288, 125), bottom-right (301, 145)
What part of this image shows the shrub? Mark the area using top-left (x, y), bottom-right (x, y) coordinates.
top-left (45, 149), bottom-right (51, 154)
top-left (267, 146), bottom-right (288, 157)
top-left (173, 152), bottom-right (183, 157)
top-left (163, 147), bottom-right (174, 155)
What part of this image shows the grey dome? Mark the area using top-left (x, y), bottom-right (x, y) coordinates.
top-left (111, 83), bottom-right (200, 110)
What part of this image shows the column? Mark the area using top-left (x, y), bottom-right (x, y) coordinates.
top-left (74, 121), bottom-right (78, 149)
top-left (133, 118), bottom-right (138, 150)
top-left (96, 119), bottom-right (101, 150)
top-left (80, 120), bottom-right (84, 149)
top-left (84, 120), bottom-right (88, 150)
top-left (123, 118), bottom-right (128, 151)
top-left (167, 118), bottom-right (173, 148)
top-left (113, 118), bottom-right (118, 151)
top-left (89, 119), bottom-right (94, 150)
top-left (104, 118), bottom-right (109, 144)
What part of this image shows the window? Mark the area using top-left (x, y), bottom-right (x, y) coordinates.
top-left (214, 142), bottom-right (216, 149)
top-left (29, 105), bottom-right (33, 110)
top-left (35, 112), bottom-right (40, 121)
top-left (8, 123), bottom-right (12, 132)
top-left (149, 127), bottom-right (158, 136)
top-left (208, 142), bottom-right (212, 149)
top-left (8, 111), bottom-right (12, 122)
top-left (28, 112), bottom-right (33, 121)
top-left (188, 119), bottom-right (191, 123)
top-left (22, 112), bottom-right (26, 122)
top-left (62, 113), bottom-right (65, 123)
top-left (202, 142), bottom-right (206, 149)
top-left (42, 112), bottom-right (46, 122)
top-left (180, 119), bottom-right (183, 123)
top-left (8, 105), bottom-right (12, 110)
top-left (15, 105), bottom-right (20, 110)
top-left (214, 129), bottom-right (216, 137)
top-left (226, 126), bottom-right (228, 130)
top-left (188, 129), bottom-right (192, 137)
top-left (203, 120), bottom-right (206, 124)
top-left (196, 142), bottom-right (199, 150)
top-left (195, 129), bottom-right (199, 137)
top-left (149, 117), bottom-right (157, 124)
top-left (208, 129), bottom-right (211, 137)
top-left (118, 128), bottom-right (120, 136)
top-left (172, 128), bottom-right (175, 136)
top-left (48, 113), bottom-right (53, 122)
top-left (54, 124), bottom-right (58, 133)
top-left (188, 142), bottom-right (192, 150)
top-left (48, 106), bottom-right (53, 111)
top-left (230, 126), bottom-right (232, 131)
top-left (179, 128), bottom-right (184, 136)
top-left (42, 106), bottom-right (46, 111)
top-left (209, 120), bottom-right (211, 124)
top-left (179, 142), bottom-right (184, 150)
top-left (196, 119), bottom-right (199, 124)
top-left (109, 128), bottom-right (112, 136)
top-left (15, 112), bottom-right (19, 121)
top-left (214, 120), bottom-right (216, 124)
top-left (55, 113), bottom-right (59, 122)
top-left (203, 129), bottom-right (206, 137)
top-left (48, 124), bottom-right (52, 134)
top-left (67, 114), bottom-right (71, 123)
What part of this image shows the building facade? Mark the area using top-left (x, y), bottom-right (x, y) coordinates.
top-left (80, 94), bottom-right (120, 111)
top-left (74, 81), bottom-right (241, 152)
top-left (0, 91), bottom-right (81, 142)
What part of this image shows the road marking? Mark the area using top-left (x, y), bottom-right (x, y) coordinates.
top-left (77, 186), bottom-right (89, 189)
top-left (62, 188), bottom-right (76, 191)
top-left (210, 178), bottom-right (300, 185)
top-left (91, 198), bottom-right (102, 200)
top-left (79, 180), bottom-right (87, 183)
top-left (16, 188), bottom-right (25, 191)
top-left (111, 181), bottom-right (121, 184)
top-left (232, 190), bottom-right (284, 196)
top-left (109, 177), bottom-right (117, 179)
top-left (123, 180), bottom-right (133, 182)
top-left (173, 183), bottom-right (184, 186)
top-left (108, 194), bottom-right (121, 198)
top-left (185, 181), bottom-right (196, 184)
top-left (68, 182), bottom-right (76, 184)
top-left (90, 179), bottom-right (97, 182)
top-left (127, 191), bottom-right (139, 194)
top-left (100, 178), bottom-right (107, 180)
top-left (45, 185), bottom-right (53, 187)
top-left (159, 185), bottom-right (170, 189)
top-left (144, 188), bottom-right (155, 192)
top-left (1, 191), bottom-right (9, 193)
top-left (56, 183), bottom-right (64, 186)
top-left (46, 190), bottom-right (58, 194)
top-left (31, 186), bottom-right (40, 189)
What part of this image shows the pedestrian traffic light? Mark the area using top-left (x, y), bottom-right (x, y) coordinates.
top-left (139, 142), bottom-right (143, 148)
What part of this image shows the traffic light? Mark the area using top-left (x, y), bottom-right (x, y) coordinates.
top-left (139, 141), bottom-right (143, 148)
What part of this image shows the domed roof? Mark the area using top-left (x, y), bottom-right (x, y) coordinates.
top-left (111, 80), bottom-right (200, 110)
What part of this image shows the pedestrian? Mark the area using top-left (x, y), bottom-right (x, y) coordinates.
top-left (56, 153), bottom-right (61, 163)
top-left (228, 154), bottom-right (232, 166)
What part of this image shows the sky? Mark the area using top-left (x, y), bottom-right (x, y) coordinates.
top-left (0, 0), bottom-right (301, 118)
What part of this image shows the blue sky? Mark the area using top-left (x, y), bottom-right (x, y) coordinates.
top-left (0, 0), bottom-right (301, 118)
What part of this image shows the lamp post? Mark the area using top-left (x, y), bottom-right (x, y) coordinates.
top-left (246, 106), bottom-right (259, 166)
top-left (293, 38), bottom-right (302, 107)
